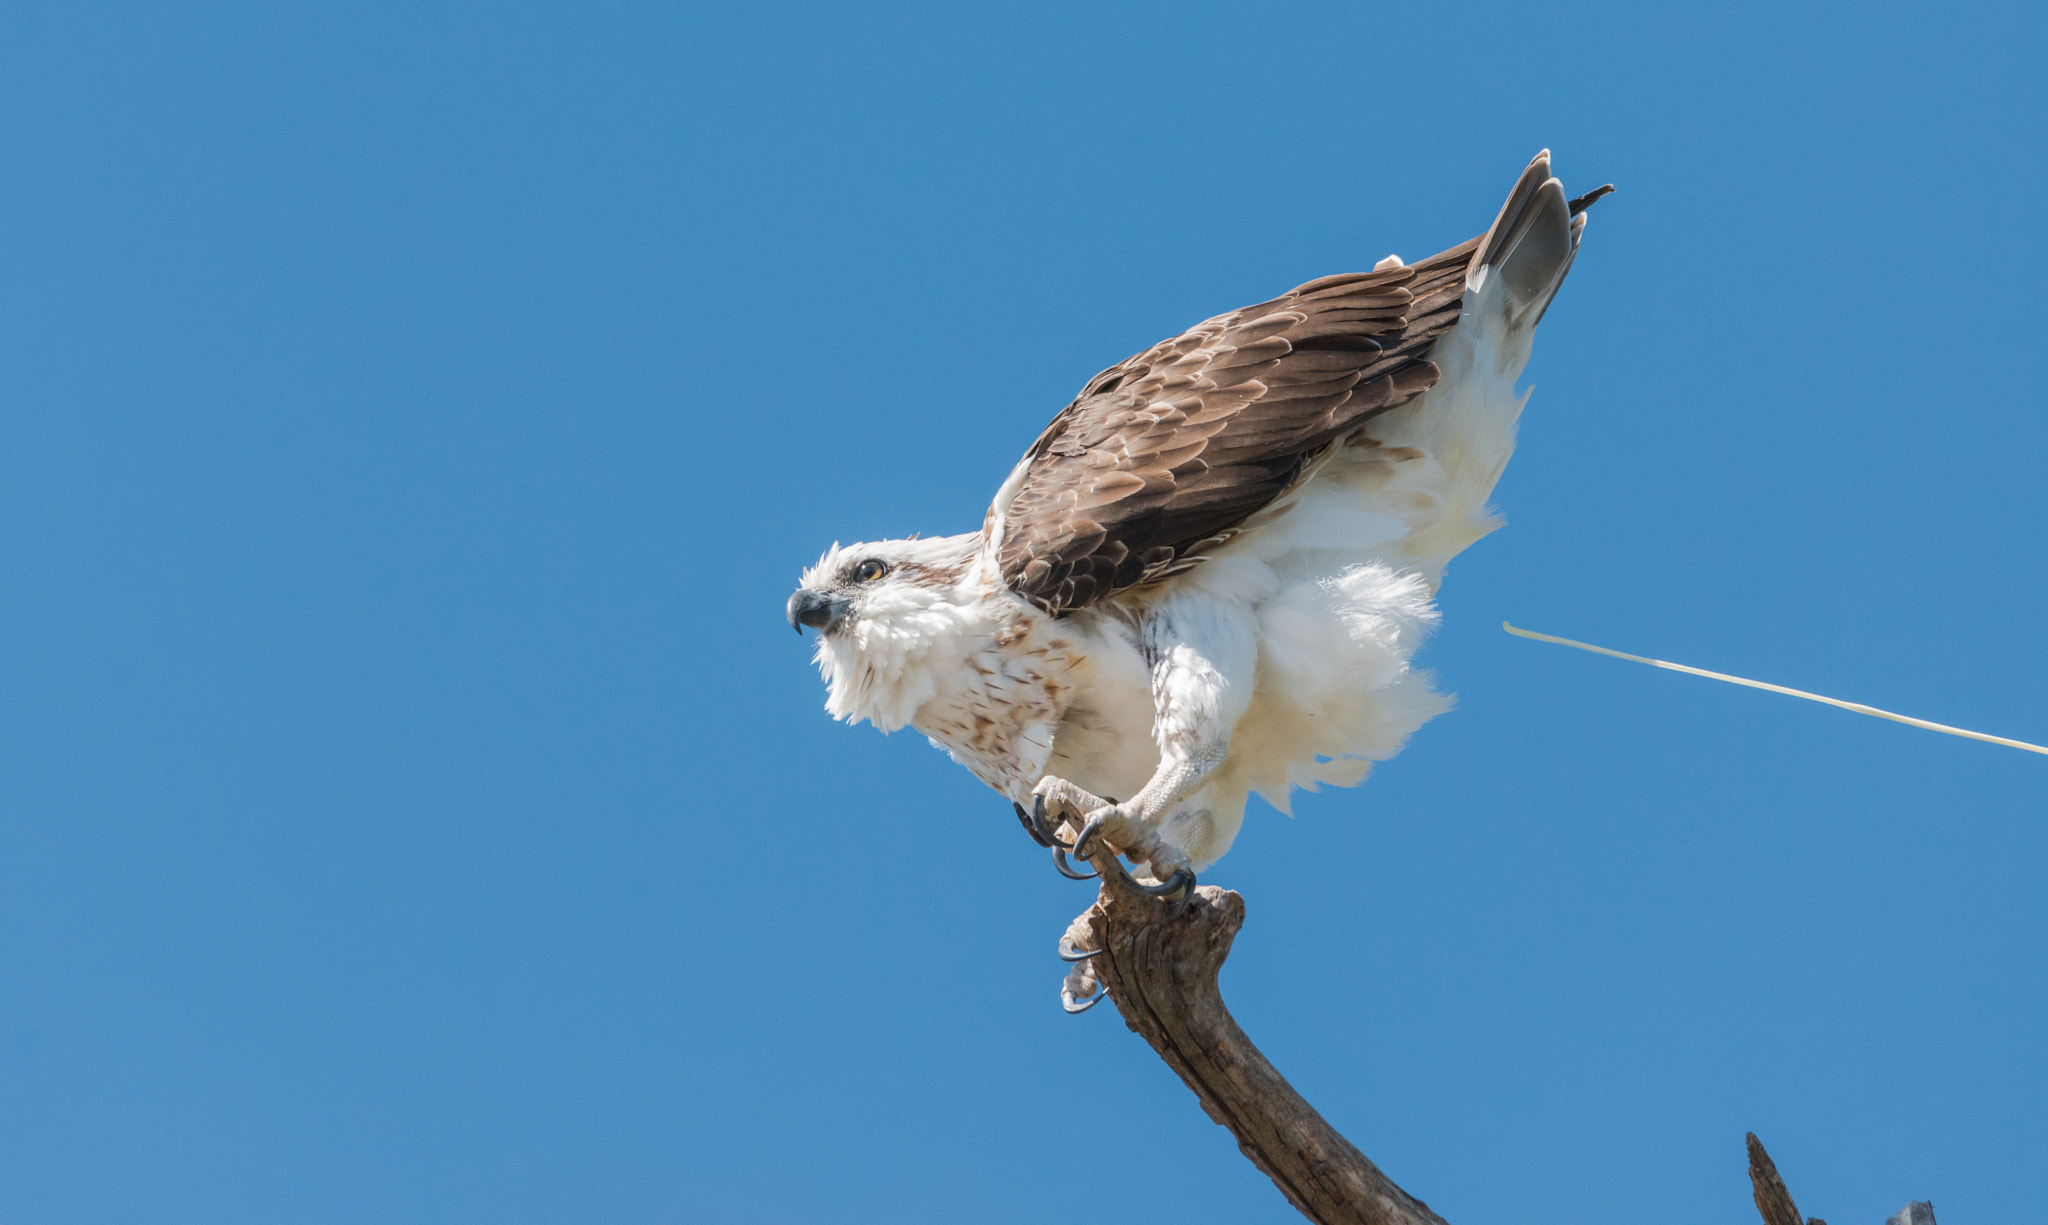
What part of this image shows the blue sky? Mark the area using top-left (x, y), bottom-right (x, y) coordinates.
top-left (1, 2), bottom-right (2042, 1222)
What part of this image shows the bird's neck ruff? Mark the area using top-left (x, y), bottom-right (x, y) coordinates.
top-left (809, 536), bottom-right (1018, 732)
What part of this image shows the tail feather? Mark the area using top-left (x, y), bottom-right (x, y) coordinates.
top-left (1466, 150), bottom-right (1603, 330)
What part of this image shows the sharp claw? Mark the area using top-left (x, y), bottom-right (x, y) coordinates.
top-left (1072, 811), bottom-right (1110, 860)
top-left (1061, 986), bottom-right (1107, 1014)
top-left (1136, 867), bottom-right (1195, 902)
top-left (1028, 795), bottom-right (1074, 850)
top-left (1013, 802), bottom-right (1053, 848)
top-left (1056, 934), bottom-right (1098, 962)
top-left (1051, 845), bottom-right (1098, 880)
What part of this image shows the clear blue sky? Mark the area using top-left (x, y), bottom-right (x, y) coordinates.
top-left (1, 3), bottom-right (2042, 1222)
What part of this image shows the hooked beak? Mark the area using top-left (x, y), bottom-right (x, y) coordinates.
top-left (786, 588), bottom-right (851, 635)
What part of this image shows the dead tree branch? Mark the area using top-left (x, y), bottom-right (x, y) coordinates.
top-left (1748, 1131), bottom-right (1815, 1225)
top-left (1747, 1131), bottom-right (1939, 1225)
top-left (1070, 849), bottom-right (1447, 1225)
top-left (1065, 839), bottom-right (1940, 1225)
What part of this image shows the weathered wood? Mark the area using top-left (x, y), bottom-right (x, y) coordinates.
top-left (1050, 798), bottom-right (1934, 1225)
top-left (1747, 1132), bottom-right (1808, 1225)
top-left (1071, 849), bottom-right (1448, 1225)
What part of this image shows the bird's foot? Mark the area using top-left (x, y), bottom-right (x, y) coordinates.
top-left (1057, 913), bottom-right (1106, 1013)
top-left (1071, 808), bottom-right (1196, 903)
top-left (1014, 795), bottom-right (1099, 879)
top-left (1026, 777), bottom-right (1099, 845)
top-left (1027, 777), bottom-right (1108, 879)
top-left (1061, 969), bottom-right (1106, 1013)
top-left (1028, 776), bottom-right (1197, 900)
top-left (1013, 793), bottom-right (1086, 858)
top-left (1011, 799), bottom-right (1056, 848)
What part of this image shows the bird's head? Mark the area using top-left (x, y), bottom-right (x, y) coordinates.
top-left (788, 532), bottom-right (984, 730)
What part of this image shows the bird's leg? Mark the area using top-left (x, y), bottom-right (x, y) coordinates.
top-left (1049, 593), bottom-right (1256, 896)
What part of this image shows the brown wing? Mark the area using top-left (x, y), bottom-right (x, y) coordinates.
top-left (996, 151), bottom-right (1612, 617)
top-left (994, 234), bottom-right (1478, 616)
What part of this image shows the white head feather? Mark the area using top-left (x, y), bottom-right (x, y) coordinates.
top-left (796, 532), bottom-right (987, 732)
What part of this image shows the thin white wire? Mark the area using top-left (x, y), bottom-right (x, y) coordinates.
top-left (1502, 621), bottom-right (2048, 759)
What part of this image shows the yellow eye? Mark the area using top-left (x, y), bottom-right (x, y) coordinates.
top-left (854, 559), bottom-right (887, 583)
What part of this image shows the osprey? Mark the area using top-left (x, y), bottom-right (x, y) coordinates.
top-left (790, 151), bottom-right (1605, 896)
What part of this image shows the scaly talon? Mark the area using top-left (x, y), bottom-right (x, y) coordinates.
top-left (1051, 845), bottom-right (1098, 880)
top-left (1136, 867), bottom-right (1195, 903)
top-left (1012, 801), bottom-right (1053, 848)
top-left (1056, 934), bottom-right (1098, 962)
top-left (1061, 985), bottom-right (1107, 1014)
top-left (1029, 795), bottom-right (1074, 849)
top-left (1072, 809), bottom-right (1116, 861)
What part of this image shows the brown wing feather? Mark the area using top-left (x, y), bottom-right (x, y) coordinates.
top-left (996, 233), bottom-right (1480, 616)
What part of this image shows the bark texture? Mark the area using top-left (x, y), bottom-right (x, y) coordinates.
top-left (1747, 1131), bottom-right (1937, 1225)
top-left (1072, 850), bottom-right (1447, 1225)
top-left (1748, 1132), bottom-right (1812, 1225)
top-left (1062, 833), bottom-right (1938, 1225)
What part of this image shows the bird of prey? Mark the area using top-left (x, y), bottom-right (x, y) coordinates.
top-left (789, 150), bottom-right (1606, 899)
